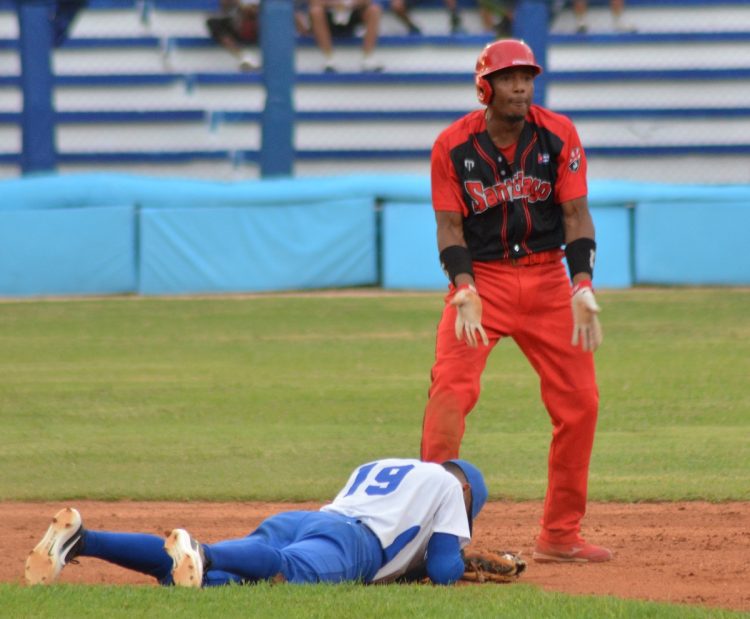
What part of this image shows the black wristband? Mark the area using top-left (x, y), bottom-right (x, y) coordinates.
top-left (439, 245), bottom-right (474, 285)
top-left (565, 238), bottom-right (596, 280)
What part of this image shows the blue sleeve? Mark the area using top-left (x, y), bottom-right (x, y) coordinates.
top-left (425, 532), bottom-right (465, 585)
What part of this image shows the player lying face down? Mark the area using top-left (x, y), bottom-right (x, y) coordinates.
top-left (26, 458), bottom-right (523, 587)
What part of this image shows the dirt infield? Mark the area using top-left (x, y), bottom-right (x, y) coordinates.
top-left (4, 500), bottom-right (748, 612)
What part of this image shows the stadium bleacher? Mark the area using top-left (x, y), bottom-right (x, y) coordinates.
top-left (0, 0), bottom-right (749, 182)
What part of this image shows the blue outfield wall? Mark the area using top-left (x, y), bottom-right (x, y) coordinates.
top-left (0, 173), bottom-right (748, 297)
top-left (382, 201), bottom-right (634, 290)
top-left (635, 202), bottom-right (750, 286)
top-left (139, 200), bottom-right (376, 294)
top-left (0, 205), bottom-right (136, 295)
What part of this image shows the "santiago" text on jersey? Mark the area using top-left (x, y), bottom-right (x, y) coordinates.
top-left (464, 171), bottom-right (552, 214)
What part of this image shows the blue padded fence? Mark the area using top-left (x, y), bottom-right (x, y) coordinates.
top-left (0, 173), bottom-right (748, 297)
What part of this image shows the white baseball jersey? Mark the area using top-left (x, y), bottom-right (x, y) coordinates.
top-left (321, 458), bottom-right (471, 582)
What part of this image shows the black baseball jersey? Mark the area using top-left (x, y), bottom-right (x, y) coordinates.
top-left (431, 105), bottom-right (587, 261)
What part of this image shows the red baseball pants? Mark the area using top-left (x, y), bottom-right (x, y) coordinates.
top-left (421, 255), bottom-right (599, 545)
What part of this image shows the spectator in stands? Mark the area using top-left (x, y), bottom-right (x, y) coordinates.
top-left (206, 0), bottom-right (262, 71)
top-left (206, 0), bottom-right (311, 72)
top-left (390, 0), bottom-right (464, 36)
top-left (573, 0), bottom-right (636, 33)
top-left (51, 0), bottom-right (88, 47)
top-left (477, 0), bottom-right (514, 38)
top-left (309, 0), bottom-right (384, 72)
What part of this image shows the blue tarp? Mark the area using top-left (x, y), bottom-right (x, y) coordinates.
top-left (2, 172), bottom-right (749, 211)
top-left (0, 173), bottom-right (748, 296)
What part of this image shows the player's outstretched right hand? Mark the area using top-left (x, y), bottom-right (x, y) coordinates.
top-left (451, 285), bottom-right (489, 348)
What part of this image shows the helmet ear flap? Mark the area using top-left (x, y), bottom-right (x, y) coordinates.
top-left (476, 76), bottom-right (492, 106)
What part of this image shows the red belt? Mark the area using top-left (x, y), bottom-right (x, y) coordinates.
top-left (497, 248), bottom-right (564, 267)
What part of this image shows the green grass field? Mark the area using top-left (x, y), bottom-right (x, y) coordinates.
top-left (1, 288), bottom-right (748, 617)
top-left (1, 581), bottom-right (742, 619)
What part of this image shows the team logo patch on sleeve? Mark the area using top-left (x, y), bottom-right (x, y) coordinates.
top-left (568, 147), bottom-right (582, 172)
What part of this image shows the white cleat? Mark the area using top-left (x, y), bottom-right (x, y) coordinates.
top-left (238, 54), bottom-right (260, 72)
top-left (25, 507), bottom-right (83, 585)
top-left (164, 528), bottom-right (204, 588)
top-left (361, 55), bottom-right (384, 73)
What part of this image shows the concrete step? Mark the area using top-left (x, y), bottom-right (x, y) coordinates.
top-left (550, 3), bottom-right (750, 34)
top-left (3, 35), bottom-right (745, 79)
top-left (4, 2), bottom-right (750, 38)
top-left (0, 6), bottom-right (490, 38)
top-left (39, 112), bottom-right (750, 153)
top-left (547, 76), bottom-right (750, 110)
top-left (548, 39), bottom-right (750, 71)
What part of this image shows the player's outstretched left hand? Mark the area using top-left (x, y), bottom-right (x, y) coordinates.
top-left (451, 285), bottom-right (489, 348)
top-left (462, 549), bottom-right (527, 583)
top-left (571, 281), bottom-right (603, 352)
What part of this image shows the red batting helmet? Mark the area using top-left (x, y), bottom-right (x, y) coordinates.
top-left (475, 39), bottom-right (543, 106)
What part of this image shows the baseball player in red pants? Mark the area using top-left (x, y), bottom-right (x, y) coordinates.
top-left (421, 39), bottom-right (610, 563)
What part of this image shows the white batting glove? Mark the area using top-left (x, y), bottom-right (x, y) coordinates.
top-left (571, 281), bottom-right (603, 352)
top-left (451, 285), bottom-right (489, 348)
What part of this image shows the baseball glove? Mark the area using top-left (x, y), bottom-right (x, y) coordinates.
top-left (461, 549), bottom-right (526, 583)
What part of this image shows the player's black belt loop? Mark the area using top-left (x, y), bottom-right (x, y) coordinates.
top-left (440, 245), bottom-right (474, 285)
top-left (565, 238), bottom-right (596, 280)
